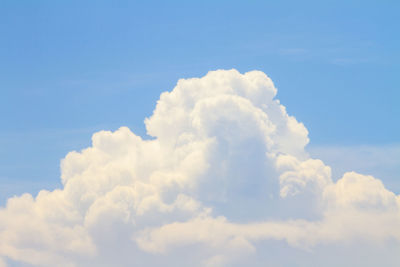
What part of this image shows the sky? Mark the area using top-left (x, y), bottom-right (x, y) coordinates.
top-left (0, 1), bottom-right (399, 266)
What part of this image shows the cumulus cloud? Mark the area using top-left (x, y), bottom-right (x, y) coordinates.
top-left (0, 69), bottom-right (399, 266)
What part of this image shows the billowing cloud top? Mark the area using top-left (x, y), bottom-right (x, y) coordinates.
top-left (0, 70), bottom-right (399, 267)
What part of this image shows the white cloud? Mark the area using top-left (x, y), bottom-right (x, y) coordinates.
top-left (0, 69), bottom-right (399, 266)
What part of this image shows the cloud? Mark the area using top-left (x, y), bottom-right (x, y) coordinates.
top-left (308, 144), bottom-right (400, 190)
top-left (278, 48), bottom-right (307, 56)
top-left (0, 69), bottom-right (399, 266)
top-left (331, 57), bottom-right (370, 65)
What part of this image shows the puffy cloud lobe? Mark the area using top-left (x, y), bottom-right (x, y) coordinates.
top-left (324, 172), bottom-right (400, 210)
top-left (0, 69), bottom-right (399, 266)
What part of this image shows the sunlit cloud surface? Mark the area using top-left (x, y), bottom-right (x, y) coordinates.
top-left (0, 70), bottom-right (399, 266)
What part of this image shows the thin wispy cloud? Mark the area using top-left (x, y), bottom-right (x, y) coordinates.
top-left (331, 57), bottom-right (371, 65)
top-left (278, 48), bottom-right (307, 56)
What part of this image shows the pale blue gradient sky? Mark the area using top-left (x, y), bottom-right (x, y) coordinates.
top-left (1, 0), bottom-right (399, 203)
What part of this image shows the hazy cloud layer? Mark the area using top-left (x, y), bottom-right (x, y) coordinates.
top-left (0, 70), bottom-right (399, 266)
top-left (309, 144), bottom-right (400, 191)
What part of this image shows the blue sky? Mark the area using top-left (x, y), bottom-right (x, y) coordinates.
top-left (0, 2), bottom-right (399, 196)
top-left (0, 2), bottom-right (400, 266)
top-left (1, 0), bottom-right (399, 204)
